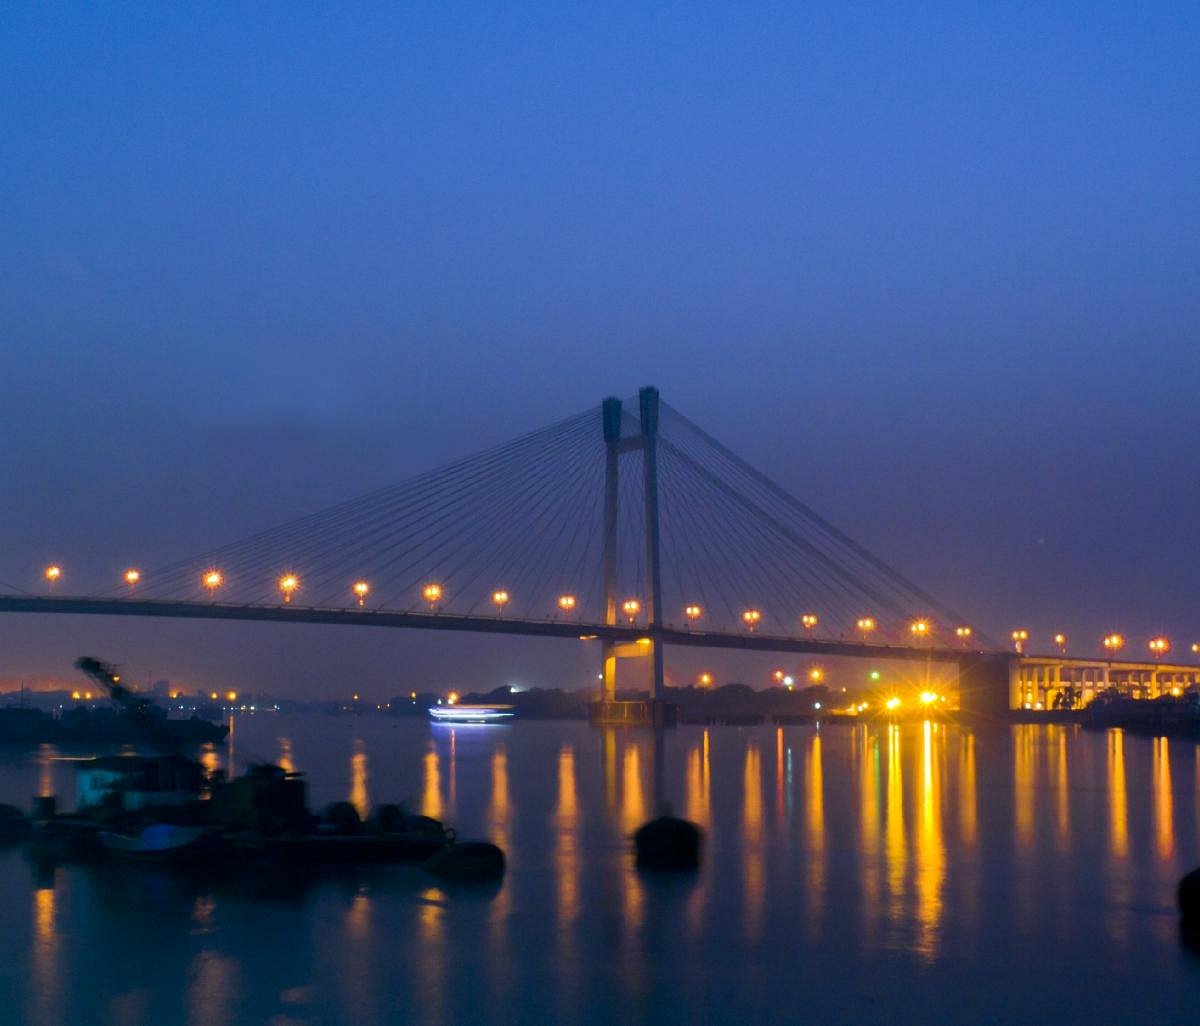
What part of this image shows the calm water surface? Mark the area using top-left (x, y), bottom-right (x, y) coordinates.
top-left (0, 716), bottom-right (1198, 1025)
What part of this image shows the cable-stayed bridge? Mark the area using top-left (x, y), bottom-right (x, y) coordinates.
top-left (0, 388), bottom-right (1031, 716)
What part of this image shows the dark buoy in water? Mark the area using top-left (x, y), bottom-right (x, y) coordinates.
top-left (1179, 868), bottom-right (1200, 923)
top-left (423, 841), bottom-right (506, 882)
top-left (634, 815), bottom-right (702, 871)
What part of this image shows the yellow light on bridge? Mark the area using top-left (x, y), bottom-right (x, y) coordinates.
top-left (910, 619), bottom-right (930, 637)
top-left (210, 691), bottom-right (219, 701)
top-left (557, 594), bottom-right (577, 612)
top-left (1011, 628), bottom-right (1029, 653)
top-left (919, 691), bottom-right (938, 705)
top-left (885, 696), bottom-right (901, 711)
top-left (422, 582), bottom-right (443, 609)
top-left (352, 580), bottom-right (370, 606)
top-left (1102, 632), bottom-right (1125, 654)
top-left (1193, 643), bottom-right (1200, 656)
top-left (202, 569), bottom-right (223, 594)
top-left (123, 568), bottom-right (141, 587)
top-left (856, 616), bottom-right (876, 636)
top-left (621, 598), bottom-right (641, 623)
top-left (955, 625), bottom-right (972, 640)
top-left (801, 613), bottom-right (818, 630)
top-left (741, 608), bottom-right (762, 631)
top-left (1171, 686), bottom-right (1183, 698)
top-left (808, 667), bottom-right (824, 683)
top-left (491, 590), bottom-right (510, 614)
top-left (226, 691), bottom-right (237, 703)
top-left (1148, 636), bottom-right (1170, 657)
top-left (684, 604), bottom-right (703, 623)
top-left (278, 574), bottom-right (300, 604)
top-left (1053, 632), bottom-right (1067, 652)
top-left (44, 564), bottom-right (62, 583)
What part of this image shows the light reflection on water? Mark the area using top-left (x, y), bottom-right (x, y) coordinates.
top-left (2, 717), bottom-right (1199, 1025)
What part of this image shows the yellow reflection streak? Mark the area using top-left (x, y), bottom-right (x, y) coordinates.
top-left (885, 725), bottom-right (906, 920)
top-left (621, 744), bottom-right (645, 836)
top-left (350, 740), bottom-right (369, 820)
top-left (776, 727), bottom-right (785, 818)
top-left (448, 729), bottom-right (457, 810)
top-left (914, 721), bottom-right (944, 960)
top-left (29, 885), bottom-right (59, 1026)
top-left (488, 744), bottom-right (514, 962)
top-left (1014, 725), bottom-right (1035, 853)
top-left (743, 743), bottom-right (764, 942)
top-left (1108, 730), bottom-right (1128, 859)
top-left (185, 948), bottom-right (238, 1026)
top-left (1153, 737), bottom-right (1174, 861)
top-left (860, 728), bottom-right (880, 929)
top-left (684, 731), bottom-right (711, 940)
top-left (959, 732), bottom-right (977, 847)
top-left (37, 743), bottom-right (55, 798)
top-left (277, 737), bottom-right (294, 774)
top-left (556, 745), bottom-right (579, 924)
top-left (602, 728), bottom-right (617, 820)
top-left (416, 888), bottom-right (446, 1022)
top-left (422, 742), bottom-right (442, 820)
top-left (1053, 728), bottom-right (1070, 852)
top-left (805, 733), bottom-right (826, 939)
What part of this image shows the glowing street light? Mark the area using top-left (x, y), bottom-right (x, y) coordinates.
top-left (856, 616), bottom-right (876, 638)
top-left (557, 594), bottom-right (577, 613)
top-left (885, 696), bottom-right (901, 711)
top-left (422, 583), bottom-right (444, 610)
top-left (622, 598), bottom-right (641, 624)
top-left (226, 691), bottom-right (237, 703)
top-left (44, 564), bottom-right (62, 586)
top-left (954, 625), bottom-right (973, 644)
top-left (352, 580), bottom-right (370, 606)
top-left (919, 691), bottom-right (938, 706)
top-left (492, 589), bottom-right (510, 614)
top-left (698, 671), bottom-right (714, 687)
top-left (742, 608), bottom-right (762, 632)
top-left (771, 668), bottom-right (786, 684)
top-left (202, 569), bottom-right (223, 594)
top-left (910, 619), bottom-right (930, 639)
top-left (684, 604), bottom-right (703, 624)
top-left (123, 568), bottom-right (141, 588)
top-left (1148, 636), bottom-right (1170, 659)
top-left (1192, 642), bottom-right (1200, 657)
top-left (1053, 633), bottom-right (1067, 653)
top-left (278, 573), bottom-right (300, 604)
top-left (1102, 632), bottom-right (1125, 655)
top-left (800, 613), bottom-right (818, 630)
top-left (1011, 629), bottom-right (1029, 654)
top-left (808, 667), bottom-right (824, 683)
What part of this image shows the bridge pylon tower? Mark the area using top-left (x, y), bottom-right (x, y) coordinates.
top-left (598, 386), bottom-right (666, 716)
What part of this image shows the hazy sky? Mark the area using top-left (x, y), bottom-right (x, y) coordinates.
top-left (2, 4), bottom-right (1197, 697)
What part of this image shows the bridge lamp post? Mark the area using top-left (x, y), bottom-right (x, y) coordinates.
top-left (808, 667), bottom-right (824, 684)
top-left (684, 604), bottom-right (703, 626)
top-left (1053, 633), bottom-right (1067, 654)
top-left (954, 625), bottom-right (973, 646)
top-left (1102, 632), bottom-right (1125, 656)
top-left (44, 565), bottom-right (62, 590)
top-left (278, 574), bottom-right (300, 605)
top-left (742, 608), bottom-right (762, 633)
top-left (621, 598), bottom-right (641, 624)
top-left (123, 568), bottom-right (141, 590)
top-left (801, 613), bottom-right (818, 631)
top-left (1148, 636), bottom-right (1170, 660)
top-left (352, 580), bottom-right (370, 607)
top-left (557, 594), bottom-right (577, 617)
top-left (910, 619), bottom-right (931, 642)
top-left (856, 617), bottom-right (876, 641)
top-left (492, 590), bottom-right (510, 616)
top-left (1193, 643), bottom-right (1200, 659)
top-left (202, 569), bottom-right (223, 596)
top-left (421, 583), bottom-right (443, 611)
top-left (1011, 629), bottom-right (1029, 654)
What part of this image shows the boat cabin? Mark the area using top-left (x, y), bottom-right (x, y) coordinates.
top-left (76, 754), bottom-right (205, 812)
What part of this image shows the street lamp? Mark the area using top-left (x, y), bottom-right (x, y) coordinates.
top-left (910, 619), bottom-right (930, 639)
top-left (808, 667), bottom-right (824, 684)
top-left (1148, 636), bottom-right (1170, 659)
top-left (801, 613), bottom-right (819, 630)
top-left (352, 580), bottom-right (370, 606)
top-left (1102, 632), bottom-right (1125, 655)
top-left (742, 608), bottom-right (762, 632)
top-left (278, 574), bottom-right (300, 604)
top-left (1011, 629), bottom-right (1029, 654)
top-left (684, 604), bottom-right (703, 624)
top-left (492, 589), bottom-right (510, 615)
top-left (422, 583), bottom-right (443, 610)
top-left (202, 569), bottom-right (223, 595)
top-left (557, 594), bottom-right (577, 614)
top-left (622, 598), bottom-right (641, 624)
top-left (123, 568), bottom-right (141, 589)
top-left (856, 616), bottom-right (876, 639)
top-left (954, 625), bottom-right (973, 645)
top-left (44, 565), bottom-right (62, 587)
top-left (1053, 633), bottom-right (1067, 654)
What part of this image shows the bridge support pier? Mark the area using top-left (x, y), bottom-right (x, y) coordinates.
top-left (956, 653), bottom-right (1017, 717)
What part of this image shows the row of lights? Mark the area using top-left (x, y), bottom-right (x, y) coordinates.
top-left (1011, 628), bottom-right (1184, 659)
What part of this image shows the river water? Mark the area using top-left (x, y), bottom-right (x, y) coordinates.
top-left (0, 716), bottom-right (1197, 1025)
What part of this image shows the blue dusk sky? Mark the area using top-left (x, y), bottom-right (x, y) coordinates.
top-left (1, 3), bottom-right (1197, 696)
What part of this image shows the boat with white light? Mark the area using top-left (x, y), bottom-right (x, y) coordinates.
top-left (428, 704), bottom-right (514, 724)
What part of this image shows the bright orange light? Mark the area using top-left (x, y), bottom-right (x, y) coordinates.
top-left (226, 691), bottom-right (237, 703)
top-left (71, 690), bottom-right (81, 701)
top-left (1148, 636), bottom-right (1170, 657)
top-left (808, 667), bottom-right (824, 683)
top-left (856, 616), bottom-right (876, 634)
top-left (801, 613), bottom-right (818, 629)
top-left (910, 619), bottom-right (930, 637)
top-left (1053, 632), bottom-right (1067, 648)
top-left (492, 589), bottom-right (510, 610)
top-left (123, 568), bottom-right (141, 586)
top-left (421, 582), bottom-right (443, 607)
top-left (202, 569), bottom-right (223, 592)
top-left (622, 598), bottom-right (641, 623)
top-left (919, 691), bottom-right (938, 705)
top-left (447, 691), bottom-right (459, 706)
top-left (684, 604), bottom-right (703, 622)
top-left (698, 672), bottom-right (713, 687)
top-left (1103, 632), bottom-right (1125, 653)
top-left (955, 625), bottom-right (972, 639)
top-left (1192, 643), bottom-right (1200, 655)
top-left (278, 573), bottom-right (300, 603)
top-left (771, 668), bottom-right (785, 683)
top-left (557, 594), bottom-right (577, 612)
top-left (44, 565), bottom-right (62, 583)
top-left (1171, 686), bottom-right (1183, 697)
top-left (84, 691), bottom-right (92, 700)
top-left (885, 696), bottom-right (901, 711)
top-left (1011, 628), bottom-right (1029, 651)
top-left (210, 692), bottom-right (219, 701)
top-left (741, 608), bottom-right (762, 631)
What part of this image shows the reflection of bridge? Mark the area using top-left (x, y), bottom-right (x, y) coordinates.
top-left (0, 387), bottom-right (1159, 718)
